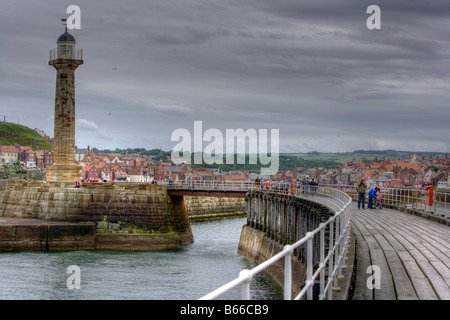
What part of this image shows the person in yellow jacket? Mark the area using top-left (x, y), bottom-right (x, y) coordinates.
top-left (357, 178), bottom-right (367, 209)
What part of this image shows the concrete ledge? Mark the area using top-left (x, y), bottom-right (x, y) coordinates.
top-left (0, 217), bottom-right (194, 251)
top-left (0, 218), bottom-right (95, 251)
top-left (94, 232), bottom-right (189, 250)
top-left (188, 212), bottom-right (246, 222)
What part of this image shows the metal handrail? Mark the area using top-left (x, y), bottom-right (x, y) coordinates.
top-left (49, 48), bottom-right (83, 61)
top-left (164, 180), bottom-right (255, 191)
top-left (321, 183), bottom-right (450, 218)
top-left (160, 179), bottom-right (447, 299)
top-left (163, 180), bottom-right (449, 217)
top-left (198, 186), bottom-right (352, 300)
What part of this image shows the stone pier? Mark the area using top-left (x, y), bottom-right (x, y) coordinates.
top-left (0, 181), bottom-right (193, 251)
top-left (238, 191), bottom-right (335, 297)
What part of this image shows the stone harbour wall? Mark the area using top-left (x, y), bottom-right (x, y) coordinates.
top-left (0, 180), bottom-right (193, 250)
top-left (184, 195), bottom-right (246, 218)
top-left (0, 218), bottom-right (96, 251)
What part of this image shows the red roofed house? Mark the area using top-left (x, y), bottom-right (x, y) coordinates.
top-left (35, 149), bottom-right (54, 168)
top-left (83, 164), bottom-right (101, 182)
top-left (114, 171), bottom-right (128, 181)
top-left (152, 164), bottom-right (167, 182)
top-left (18, 146), bottom-right (36, 167)
top-left (0, 146), bottom-right (19, 165)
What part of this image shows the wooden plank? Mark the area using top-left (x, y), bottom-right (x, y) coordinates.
top-left (383, 250), bottom-right (418, 300)
top-left (352, 213), bottom-right (396, 300)
top-left (401, 260), bottom-right (438, 300)
top-left (358, 213), bottom-right (417, 300)
top-left (370, 250), bottom-right (396, 300)
top-left (351, 203), bottom-right (450, 300)
top-left (351, 223), bottom-right (373, 300)
top-left (379, 209), bottom-right (450, 253)
top-left (416, 260), bottom-right (450, 300)
top-left (429, 261), bottom-right (450, 287)
top-left (369, 222), bottom-right (438, 300)
top-left (387, 227), bottom-right (450, 300)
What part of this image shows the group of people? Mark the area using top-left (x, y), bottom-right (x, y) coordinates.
top-left (255, 178), bottom-right (292, 193)
top-left (357, 179), bottom-right (382, 209)
top-left (186, 176), bottom-right (196, 190)
top-left (253, 177), bottom-right (318, 195)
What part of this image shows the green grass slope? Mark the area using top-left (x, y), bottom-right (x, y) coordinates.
top-left (0, 122), bottom-right (53, 150)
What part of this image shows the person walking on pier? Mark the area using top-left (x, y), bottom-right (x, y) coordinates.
top-left (303, 178), bottom-right (310, 195)
top-left (357, 178), bottom-right (367, 209)
top-left (309, 178), bottom-right (317, 195)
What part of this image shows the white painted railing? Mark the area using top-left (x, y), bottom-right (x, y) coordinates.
top-left (165, 180), bottom-right (254, 191)
top-left (322, 184), bottom-right (450, 218)
top-left (163, 180), bottom-right (450, 218)
top-left (198, 186), bottom-right (352, 300)
top-left (160, 179), bottom-right (447, 299)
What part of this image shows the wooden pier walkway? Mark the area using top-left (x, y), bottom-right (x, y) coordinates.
top-left (351, 203), bottom-right (450, 300)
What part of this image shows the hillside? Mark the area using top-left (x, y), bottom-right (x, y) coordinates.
top-left (0, 122), bottom-right (53, 150)
top-left (285, 150), bottom-right (447, 163)
top-left (93, 147), bottom-right (448, 172)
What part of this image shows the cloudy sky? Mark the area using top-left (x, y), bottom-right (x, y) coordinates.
top-left (1, 0), bottom-right (449, 153)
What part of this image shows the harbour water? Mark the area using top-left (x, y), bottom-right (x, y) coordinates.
top-left (0, 217), bottom-right (283, 300)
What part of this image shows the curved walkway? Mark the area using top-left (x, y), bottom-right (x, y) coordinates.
top-left (351, 203), bottom-right (450, 300)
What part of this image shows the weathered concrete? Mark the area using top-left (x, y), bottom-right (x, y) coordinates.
top-left (169, 189), bottom-right (246, 198)
top-left (0, 180), bottom-right (193, 251)
top-left (238, 225), bottom-right (306, 297)
top-left (184, 196), bottom-right (246, 217)
top-left (0, 217), bottom-right (95, 251)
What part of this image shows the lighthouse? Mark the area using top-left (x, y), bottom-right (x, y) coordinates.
top-left (46, 22), bottom-right (83, 182)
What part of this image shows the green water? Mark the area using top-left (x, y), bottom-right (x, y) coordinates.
top-left (0, 218), bottom-right (283, 300)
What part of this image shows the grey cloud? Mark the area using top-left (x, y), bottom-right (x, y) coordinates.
top-left (1, 0), bottom-right (449, 153)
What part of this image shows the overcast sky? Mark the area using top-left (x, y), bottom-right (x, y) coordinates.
top-left (1, 0), bottom-right (449, 154)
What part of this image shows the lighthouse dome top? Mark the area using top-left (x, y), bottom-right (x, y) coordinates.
top-left (57, 29), bottom-right (76, 42)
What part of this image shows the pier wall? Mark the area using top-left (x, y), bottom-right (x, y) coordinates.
top-left (184, 196), bottom-right (246, 219)
top-left (237, 191), bottom-right (335, 296)
top-left (0, 180), bottom-right (193, 250)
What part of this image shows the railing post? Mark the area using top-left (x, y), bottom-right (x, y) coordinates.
top-left (339, 211), bottom-right (347, 271)
top-left (328, 220), bottom-right (334, 300)
top-left (284, 245), bottom-right (293, 300)
top-left (434, 191), bottom-right (437, 215)
top-left (333, 216), bottom-right (340, 290)
top-left (239, 269), bottom-right (252, 300)
top-left (306, 234), bottom-right (313, 300)
top-left (339, 211), bottom-right (347, 278)
top-left (319, 225), bottom-right (325, 299)
top-left (395, 188), bottom-right (398, 207)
